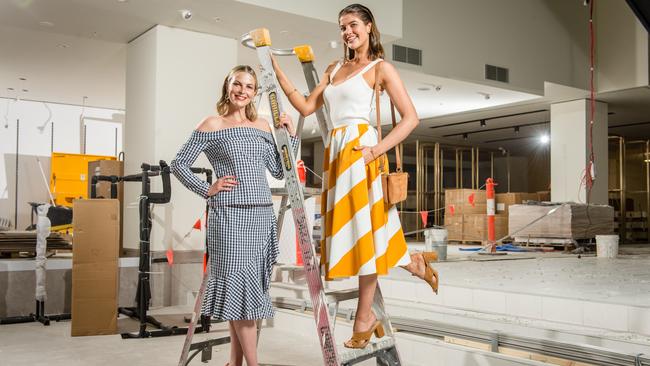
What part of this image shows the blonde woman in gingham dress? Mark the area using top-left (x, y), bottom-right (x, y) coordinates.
top-left (272, 4), bottom-right (439, 349)
top-left (171, 65), bottom-right (297, 366)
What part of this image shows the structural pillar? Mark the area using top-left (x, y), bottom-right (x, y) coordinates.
top-left (124, 25), bottom-right (237, 252)
top-left (550, 99), bottom-right (608, 204)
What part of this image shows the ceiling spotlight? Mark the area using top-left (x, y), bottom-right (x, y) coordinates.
top-left (57, 43), bottom-right (70, 48)
top-left (480, 119), bottom-right (486, 127)
top-left (462, 133), bottom-right (468, 140)
top-left (213, 16), bottom-right (221, 22)
top-left (417, 87), bottom-right (431, 91)
top-left (180, 9), bottom-right (192, 20)
top-left (514, 126), bottom-right (520, 133)
top-left (435, 85), bottom-right (442, 91)
top-left (39, 21), bottom-right (54, 27)
top-left (540, 134), bottom-right (550, 144)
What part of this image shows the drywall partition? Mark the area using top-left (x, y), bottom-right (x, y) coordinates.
top-left (596, 0), bottom-right (650, 92)
top-left (386, 0), bottom-right (591, 95)
top-left (124, 25), bottom-right (236, 252)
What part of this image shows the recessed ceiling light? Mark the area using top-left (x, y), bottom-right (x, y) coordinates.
top-left (280, 30), bottom-right (289, 35)
top-left (117, 0), bottom-right (128, 3)
top-left (39, 21), bottom-right (54, 27)
top-left (213, 16), bottom-right (221, 22)
top-left (417, 87), bottom-right (431, 91)
top-left (57, 43), bottom-right (70, 48)
top-left (7, 88), bottom-right (14, 91)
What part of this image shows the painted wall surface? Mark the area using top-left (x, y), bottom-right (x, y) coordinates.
top-left (235, 0), bottom-right (402, 39)
top-left (550, 99), bottom-right (608, 204)
top-left (596, 0), bottom-right (649, 92)
top-left (124, 26), bottom-right (237, 252)
top-left (386, 0), bottom-right (590, 94)
top-left (0, 98), bottom-right (123, 229)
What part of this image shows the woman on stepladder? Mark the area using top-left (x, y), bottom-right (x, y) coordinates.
top-left (272, 3), bottom-right (439, 349)
top-left (171, 65), bottom-right (297, 366)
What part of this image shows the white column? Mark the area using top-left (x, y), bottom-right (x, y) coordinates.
top-left (550, 99), bottom-right (608, 204)
top-left (124, 25), bottom-right (237, 251)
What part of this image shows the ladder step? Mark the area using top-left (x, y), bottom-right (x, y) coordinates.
top-left (324, 288), bottom-right (359, 303)
top-left (338, 337), bottom-right (398, 364)
top-left (270, 187), bottom-right (321, 198)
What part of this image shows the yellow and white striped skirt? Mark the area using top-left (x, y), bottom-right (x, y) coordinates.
top-left (320, 123), bottom-right (410, 280)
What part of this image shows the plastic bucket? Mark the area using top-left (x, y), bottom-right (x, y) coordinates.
top-left (595, 235), bottom-right (619, 258)
top-left (424, 228), bottom-right (448, 261)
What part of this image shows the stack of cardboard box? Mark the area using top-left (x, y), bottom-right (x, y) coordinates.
top-left (71, 199), bottom-right (120, 336)
top-left (444, 190), bottom-right (540, 242)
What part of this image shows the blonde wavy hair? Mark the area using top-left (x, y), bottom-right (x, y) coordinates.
top-left (216, 65), bottom-right (258, 121)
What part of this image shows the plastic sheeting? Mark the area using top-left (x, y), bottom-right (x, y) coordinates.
top-left (35, 204), bottom-right (51, 302)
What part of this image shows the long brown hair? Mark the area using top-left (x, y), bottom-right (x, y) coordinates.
top-left (339, 4), bottom-right (384, 61)
top-left (216, 65), bottom-right (258, 121)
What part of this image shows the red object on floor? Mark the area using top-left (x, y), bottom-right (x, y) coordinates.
top-left (486, 178), bottom-right (496, 252)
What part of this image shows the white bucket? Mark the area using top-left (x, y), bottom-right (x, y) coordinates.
top-left (595, 235), bottom-right (619, 258)
top-left (424, 228), bottom-right (448, 261)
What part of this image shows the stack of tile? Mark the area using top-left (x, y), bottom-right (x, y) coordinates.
top-left (508, 203), bottom-right (615, 239)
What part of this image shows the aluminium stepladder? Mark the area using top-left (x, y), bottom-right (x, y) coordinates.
top-left (242, 28), bottom-right (402, 366)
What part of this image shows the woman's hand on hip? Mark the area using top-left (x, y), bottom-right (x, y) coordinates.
top-left (207, 176), bottom-right (237, 196)
top-left (353, 145), bottom-right (376, 165)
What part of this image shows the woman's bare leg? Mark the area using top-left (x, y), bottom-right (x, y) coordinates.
top-left (228, 321), bottom-right (244, 366)
top-left (231, 319), bottom-right (259, 366)
top-left (353, 274), bottom-right (378, 332)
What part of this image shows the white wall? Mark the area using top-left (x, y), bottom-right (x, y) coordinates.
top-left (124, 25), bottom-right (237, 252)
top-left (0, 97), bottom-right (123, 229)
top-left (550, 99), bottom-right (608, 204)
top-left (386, 0), bottom-right (590, 94)
top-left (596, 0), bottom-right (649, 92)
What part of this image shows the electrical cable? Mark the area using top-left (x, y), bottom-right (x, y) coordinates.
top-left (585, 0), bottom-right (597, 203)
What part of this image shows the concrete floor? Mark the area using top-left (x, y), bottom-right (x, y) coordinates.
top-left (2, 244), bottom-right (650, 365)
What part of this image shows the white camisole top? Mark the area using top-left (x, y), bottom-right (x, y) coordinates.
top-left (323, 59), bottom-right (383, 128)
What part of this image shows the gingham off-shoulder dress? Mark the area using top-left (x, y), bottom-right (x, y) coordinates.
top-left (171, 126), bottom-right (298, 320)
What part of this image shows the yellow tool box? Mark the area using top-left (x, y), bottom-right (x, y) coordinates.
top-left (50, 152), bottom-right (116, 207)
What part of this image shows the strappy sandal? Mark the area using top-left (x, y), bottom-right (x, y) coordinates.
top-left (421, 252), bottom-right (440, 294)
top-left (344, 320), bottom-right (385, 349)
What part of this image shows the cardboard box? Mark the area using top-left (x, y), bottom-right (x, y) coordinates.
top-left (87, 160), bottom-right (124, 255)
top-left (444, 189), bottom-right (486, 215)
top-left (444, 214), bottom-right (463, 241)
top-left (537, 191), bottom-right (551, 202)
top-left (462, 214), bottom-right (508, 242)
top-left (495, 192), bottom-right (538, 216)
top-left (444, 213), bottom-right (507, 242)
top-left (72, 199), bottom-right (119, 336)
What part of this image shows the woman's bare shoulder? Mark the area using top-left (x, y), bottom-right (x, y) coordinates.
top-left (252, 117), bottom-right (272, 133)
top-left (195, 116), bottom-right (222, 132)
